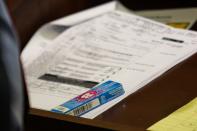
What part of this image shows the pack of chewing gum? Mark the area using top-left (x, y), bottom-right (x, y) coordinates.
top-left (51, 80), bottom-right (125, 116)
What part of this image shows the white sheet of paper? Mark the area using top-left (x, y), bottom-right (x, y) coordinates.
top-left (23, 10), bottom-right (197, 119)
top-left (21, 1), bottom-right (197, 67)
top-left (21, 1), bottom-right (132, 67)
top-left (21, 1), bottom-right (120, 67)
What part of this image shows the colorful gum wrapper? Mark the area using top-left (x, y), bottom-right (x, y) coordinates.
top-left (51, 80), bottom-right (125, 116)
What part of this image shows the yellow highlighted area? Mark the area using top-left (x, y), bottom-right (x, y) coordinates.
top-left (148, 97), bottom-right (197, 131)
top-left (167, 22), bottom-right (190, 29)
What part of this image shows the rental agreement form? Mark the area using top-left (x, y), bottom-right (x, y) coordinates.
top-left (23, 11), bottom-right (197, 119)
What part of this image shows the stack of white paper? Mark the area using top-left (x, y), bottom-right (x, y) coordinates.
top-left (22, 9), bottom-right (197, 119)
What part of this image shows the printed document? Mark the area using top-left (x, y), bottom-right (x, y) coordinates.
top-left (23, 11), bottom-right (197, 119)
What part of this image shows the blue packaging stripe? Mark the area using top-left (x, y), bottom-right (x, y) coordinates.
top-left (51, 80), bottom-right (125, 116)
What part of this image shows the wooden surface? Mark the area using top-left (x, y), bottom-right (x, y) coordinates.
top-left (27, 53), bottom-right (197, 130)
top-left (6, 0), bottom-right (197, 130)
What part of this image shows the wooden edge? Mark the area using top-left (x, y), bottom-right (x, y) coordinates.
top-left (29, 108), bottom-right (143, 131)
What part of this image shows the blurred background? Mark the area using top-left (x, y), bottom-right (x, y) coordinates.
top-left (6, 0), bottom-right (197, 49)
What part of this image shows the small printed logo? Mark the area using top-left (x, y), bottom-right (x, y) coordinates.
top-left (77, 91), bottom-right (97, 102)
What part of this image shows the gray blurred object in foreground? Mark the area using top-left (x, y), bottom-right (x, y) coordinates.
top-left (0, 0), bottom-right (25, 131)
